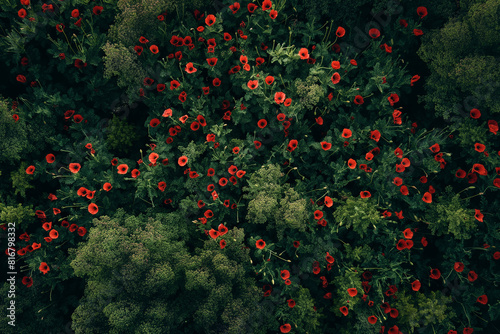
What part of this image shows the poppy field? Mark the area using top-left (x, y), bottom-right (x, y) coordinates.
top-left (0, 0), bottom-right (499, 333)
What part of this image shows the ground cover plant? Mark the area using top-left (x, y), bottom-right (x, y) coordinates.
top-left (0, 0), bottom-right (499, 333)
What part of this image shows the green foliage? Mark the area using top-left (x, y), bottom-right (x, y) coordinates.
top-left (276, 187), bottom-right (308, 232)
top-left (289, 287), bottom-right (321, 332)
top-left (0, 97), bottom-right (29, 164)
top-left (244, 164), bottom-right (284, 224)
top-left (457, 118), bottom-right (488, 148)
top-left (10, 162), bottom-right (34, 198)
top-left (418, 0), bottom-right (500, 119)
top-left (425, 186), bottom-right (476, 239)
top-left (332, 270), bottom-right (363, 307)
top-left (177, 140), bottom-right (207, 163)
top-left (294, 76), bottom-right (326, 110)
top-left (395, 290), bottom-right (456, 331)
top-left (332, 196), bottom-right (384, 238)
top-left (343, 243), bottom-right (373, 265)
top-left (102, 41), bottom-right (146, 96)
top-left (244, 165), bottom-right (308, 240)
top-left (0, 203), bottom-right (34, 229)
top-left (105, 115), bottom-right (139, 153)
top-left (70, 210), bottom-right (268, 333)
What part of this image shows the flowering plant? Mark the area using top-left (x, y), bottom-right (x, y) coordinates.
top-left (0, 0), bottom-right (499, 333)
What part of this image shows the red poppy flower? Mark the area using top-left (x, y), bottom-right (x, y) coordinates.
top-left (155, 181), bottom-right (166, 192)
top-left (262, 76), bottom-right (275, 86)
top-left (317, 141), bottom-right (331, 151)
top-left (280, 270), bottom-right (290, 280)
top-left (453, 169), bottom-right (466, 179)
top-left (360, 191), bottom-right (371, 198)
top-left (42, 222), bottom-right (52, 231)
top-left (117, 164), bottom-right (128, 175)
top-left (323, 196), bottom-right (333, 208)
top-left (468, 270), bottom-right (478, 282)
top-left (218, 239), bottom-right (226, 249)
top-left (68, 163), bottom-right (81, 174)
top-left (474, 143), bottom-right (486, 153)
top-left (411, 75), bottom-right (421, 86)
top-left (280, 324), bottom-right (291, 333)
top-left (256, 57), bottom-right (265, 66)
top-left (24, 165), bottom-right (35, 175)
top-left (274, 92), bottom-right (286, 104)
top-left (248, 3), bottom-right (258, 12)
top-left (331, 72), bottom-right (341, 84)
top-left (417, 6), bottom-right (428, 18)
top-left (413, 29), bottom-right (424, 36)
top-left (291, 241), bottom-right (300, 249)
top-left (450, 262), bottom-right (463, 274)
top-left (185, 62), bottom-right (197, 73)
top-left (128, 168), bottom-right (139, 178)
top-left (213, 78), bottom-right (221, 86)
top-left (428, 143), bottom-right (440, 153)
top-left (487, 120), bottom-right (498, 134)
top-left (39, 262), bottom-right (50, 274)
top-left (336, 26), bottom-right (346, 37)
top-left (354, 95), bottom-right (364, 105)
top-left (422, 192), bottom-right (432, 203)
top-left (143, 77), bottom-right (154, 87)
top-left (247, 80), bottom-right (259, 90)
top-left (178, 156), bottom-right (188, 166)
top-left (369, 28), bottom-right (380, 38)
top-left (312, 210), bottom-right (323, 220)
top-left (472, 163), bottom-right (487, 175)
top-left (474, 294), bottom-right (487, 306)
top-left (236, 170), bottom-right (246, 178)
top-left (16, 74), bottom-right (26, 83)
top-left (401, 228), bottom-right (413, 240)
top-left (368, 316), bottom-right (377, 324)
top-left (284, 98), bottom-right (292, 107)
top-left (387, 93), bottom-right (399, 106)
top-left (269, 9), bottom-right (278, 19)
top-left (232, 147), bottom-right (240, 154)
top-left (86, 203), bottom-right (98, 215)
top-left (298, 48), bottom-right (309, 59)
top-left (463, 328), bottom-right (474, 334)
top-left (205, 14), bottom-right (216, 26)
top-left (335, 305), bottom-right (348, 317)
top-left (346, 158), bottom-right (356, 169)
top-left (188, 121), bottom-right (200, 131)
top-left (22, 276), bottom-right (33, 287)
top-left (347, 288), bottom-right (357, 297)
top-left (396, 239), bottom-right (406, 251)
top-left (256, 239), bottom-right (266, 249)
top-left (18, 8), bottom-right (28, 18)
top-left (468, 108), bottom-right (481, 119)
top-left (48, 229), bottom-right (59, 239)
top-left (102, 182), bottom-right (112, 192)
top-left (287, 139), bottom-right (298, 152)
top-left (55, 23), bottom-right (65, 32)
top-left (400, 185), bottom-right (409, 196)
top-left (474, 209), bottom-right (484, 222)
top-left (392, 177), bottom-right (403, 186)
top-left (342, 129), bottom-right (352, 138)
top-left (204, 210), bottom-right (214, 219)
top-left (493, 252), bottom-right (500, 260)
top-left (411, 280), bottom-right (421, 291)
top-left (148, 118), bottom-right (160, 128)
top-left (226, 165), bottom-right (237, 175)
top-left (430, 268), bottom-right (441, 279)
top-left (418, 237), bottom-right (427, 248)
